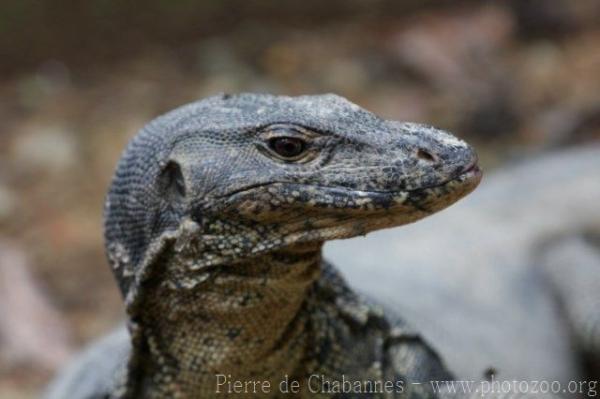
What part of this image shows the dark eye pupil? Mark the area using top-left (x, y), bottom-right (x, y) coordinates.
top-left (270, 137), bottom-right (305, 158)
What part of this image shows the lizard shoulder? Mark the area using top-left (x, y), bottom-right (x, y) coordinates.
top-left (310, 262), bottom-right (452, 397)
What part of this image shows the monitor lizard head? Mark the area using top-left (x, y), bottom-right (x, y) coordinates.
top-left (103, 93), bottom-right (481, 396)
top-left (104, 92), bottom-right (481, 304)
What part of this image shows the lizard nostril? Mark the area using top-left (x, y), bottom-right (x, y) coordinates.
top-left (416, 149), bottom-right (437, 163)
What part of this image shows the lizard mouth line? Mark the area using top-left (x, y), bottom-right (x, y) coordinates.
top-left (220, 165), bottom-right (482, 199)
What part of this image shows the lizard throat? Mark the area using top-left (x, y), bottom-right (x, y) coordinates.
top-left (130, 243), bottom-right (324, 398)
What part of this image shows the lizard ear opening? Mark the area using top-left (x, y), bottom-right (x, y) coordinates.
top-left (159, 161), bottom-right (186, 200)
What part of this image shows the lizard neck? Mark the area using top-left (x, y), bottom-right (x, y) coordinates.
top-left (137, 242), bottom-right (323, 398)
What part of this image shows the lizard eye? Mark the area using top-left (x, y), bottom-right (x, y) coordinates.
top-left (268, 137), bottom-right (306, 159)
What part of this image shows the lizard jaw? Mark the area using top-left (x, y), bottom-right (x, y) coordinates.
top-left (220, 161), bottom-right (481, 216)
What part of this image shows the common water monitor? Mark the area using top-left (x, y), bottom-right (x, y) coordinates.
top-left (46, 93), bottom-right (563, 398)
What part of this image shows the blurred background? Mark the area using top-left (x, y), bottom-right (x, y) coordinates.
top-left (0, 0), bottom-right (599, 397)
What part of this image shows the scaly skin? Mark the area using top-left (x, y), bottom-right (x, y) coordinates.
top-left (47, 93), bottom-right (482, 398)
top-left (326, 146), bottom-right (600, 384)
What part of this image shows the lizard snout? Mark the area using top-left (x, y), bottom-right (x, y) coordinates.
top-left (415, 148), bottom-right (439, 165)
